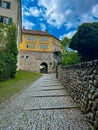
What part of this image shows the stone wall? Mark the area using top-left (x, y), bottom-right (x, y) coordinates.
top-left (19, 50), bottom-right (55, 73)
top-left (58, 60), bottom-right (98, 129)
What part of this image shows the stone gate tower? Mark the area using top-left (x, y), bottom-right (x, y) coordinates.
top-left (19, 29), bottom-right (61, 73)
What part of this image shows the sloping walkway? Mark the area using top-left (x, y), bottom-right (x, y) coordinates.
top-left (0, 74), bottom-right (92, 130)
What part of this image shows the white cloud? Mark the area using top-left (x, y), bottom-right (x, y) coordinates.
top-left (65, 9), bottom-right (72, 16)
top-left (38, 0), bottom-right (98, 29)
top-left (22, 7), bottom-right (35, 29)
top-left (40, 23), bottom-right (46, 31)
top-left (22, 0), bottom-right (98, 39)
top-left (65, 30), bottom-right (77, 38)
top-left (38, 0), bottom-right (66, 28)
top-left (64, 23), bottom-right (73, 30)
top-left (92, 4), bottom-right (98, 18)
top-left (59, 30), bottom-right (77, 40)
top-left (22, 6), bottom-right (42, 17)
top-left (81, 13), bottom-right (96, 23)
top-left (29, 7), bottom-right (42, 17)
top-left (22, 19), bottom-right (35, 29)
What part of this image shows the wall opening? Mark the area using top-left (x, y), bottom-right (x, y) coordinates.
top-left (40, 62), bottom-right (48, 74)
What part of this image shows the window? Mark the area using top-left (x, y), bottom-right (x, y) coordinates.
top-left (26, 36), bottom-right (36, 41)
top-left (40, 45), bottom-right (48, 49)
top-left (26, 36), bottom-right (30, 40)
top-left (31, 36), bottom-right (36, 41)
top-left (3, 17), bottom-right (9, 24)
top-left (26, 43), bottom-right (35, 49)
top-left (21, 56), bottom-right (24, 58)
top-left (2, 1), bottom-right (11, 9)
top-left (26, 55), bottom-right (29, 59)
top-left (21, 55), bottom-right (29, 59)
top-left (0, 16), bottom-right (12, 24)
top-left (40, 37), bottom-right (48, 41)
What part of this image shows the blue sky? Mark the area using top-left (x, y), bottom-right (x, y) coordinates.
top-left (22, 0), bottom-right (98, 40)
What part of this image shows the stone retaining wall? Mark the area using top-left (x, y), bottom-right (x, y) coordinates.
top-left (58, 60), bottom-right (98, 129)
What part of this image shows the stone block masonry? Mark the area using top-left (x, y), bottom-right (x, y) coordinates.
top-left (19, 50), bottom-right (54, 73)
top-left (58, 60), bottom-right (98, 129)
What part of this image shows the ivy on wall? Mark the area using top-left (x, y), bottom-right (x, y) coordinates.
top-left (0, 23), bottom-right (18, 81)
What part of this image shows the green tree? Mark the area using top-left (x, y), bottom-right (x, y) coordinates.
top-left (60, 37), bottom-right (71, 64)
top-left (0, 23), bottom-right (18, 81)
top-left (6, 24), bottom-right (18, 78)
top-left (69, 22), bottom-right (98, 61)
top-left (62, 52), bottom-right (81, 66)
top-left (61, 37), bottom-right (70, 54)
top-left (60, 37), bottom-right (80, 66)
top-left (0, 23), bottom-right (8, 50)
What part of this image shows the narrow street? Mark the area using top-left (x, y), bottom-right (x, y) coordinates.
top-left (0, 74), bottom-right (92, 130)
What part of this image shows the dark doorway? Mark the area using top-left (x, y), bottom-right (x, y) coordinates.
top-left (40, 62), bottom-right (48, 74)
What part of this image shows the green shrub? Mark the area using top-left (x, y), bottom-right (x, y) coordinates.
top-left (61, 52), bottom-right (81, 66)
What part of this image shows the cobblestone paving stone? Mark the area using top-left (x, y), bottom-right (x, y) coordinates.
top-left (0, 74), bottom-right (92, 130)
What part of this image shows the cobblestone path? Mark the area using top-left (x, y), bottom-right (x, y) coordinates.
top-left (0, 74), bottom-right (92, 130)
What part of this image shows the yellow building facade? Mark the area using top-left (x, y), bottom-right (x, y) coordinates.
top-left (19, 29), bottom-right (61, 73)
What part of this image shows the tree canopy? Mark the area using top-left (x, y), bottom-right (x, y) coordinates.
top-left (60, 37), bottom-right (80, 66)
top-left (0, 23), bottom-right (18, 81)
top-left (69, 22), bottom-right (98, 61)
top-left (60, 37), bottom-right (71, 55)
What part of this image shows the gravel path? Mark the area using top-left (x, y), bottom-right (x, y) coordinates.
top-left (0, 74), bottom-right (92, 130)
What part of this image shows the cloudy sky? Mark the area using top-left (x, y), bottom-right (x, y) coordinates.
top-left (22, 0), bottom-right (98, 40)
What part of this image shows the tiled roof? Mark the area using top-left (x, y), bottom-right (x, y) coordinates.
top-left (22, 29), bottom-right (50, 36)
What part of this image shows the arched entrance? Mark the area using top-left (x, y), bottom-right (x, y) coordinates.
top-left (40, 62), bottom-right (48, 74)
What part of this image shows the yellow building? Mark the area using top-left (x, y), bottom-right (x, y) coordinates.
top-left (19, 29), bottom-right (61, 73)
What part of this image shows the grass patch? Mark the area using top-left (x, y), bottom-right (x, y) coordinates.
top-left (0, 70), bottom-right (42, 103)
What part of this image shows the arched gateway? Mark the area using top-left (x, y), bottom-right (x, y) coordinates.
top-left (40, 62), bottom-right (48, 74)
top-left (19, 29), bottom-right (61, 73)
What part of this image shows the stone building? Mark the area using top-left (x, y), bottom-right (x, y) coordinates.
top-left (0, 0), bottom-right (22, 48)
top-left (0, 0), bottom-right (22, 68)
top-left (19, 29), bottom-right (61, 73)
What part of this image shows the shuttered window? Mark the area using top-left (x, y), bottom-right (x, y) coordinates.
top-left (8, 17), bottom-right (12, 24)
top-left (7, 2), bottom-right (10, 9)
top-left (0, 16), bottom-right (12, 24)
top-left (0, 16), bottom-right (3, 22)
top-left (2, 1), bottom-right (11, 9)
top-left (0, 0), bottom-right (2, 7)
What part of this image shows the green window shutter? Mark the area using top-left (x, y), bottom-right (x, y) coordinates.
top-left (8, 17), bottom-right (12, 24)
top-left (0, 0), bottom-right (2, 7)
top-left (7, 2), bottom-right (10, 9)
top-left (0, 16), bottom-right (3, 23)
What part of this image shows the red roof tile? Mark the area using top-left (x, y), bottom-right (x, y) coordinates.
top-left (22, 29), bottom-right (50, 36)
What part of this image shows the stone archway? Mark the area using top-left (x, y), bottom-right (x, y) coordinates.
top-left (40, 62), bottom-right (48, 74)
